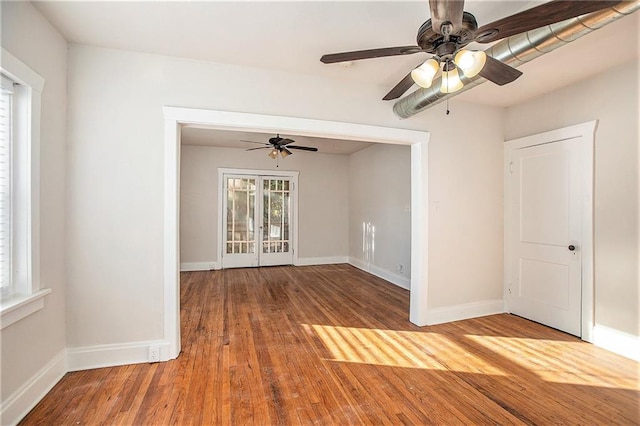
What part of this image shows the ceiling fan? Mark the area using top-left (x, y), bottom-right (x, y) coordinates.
top-left (244, 134), bottom-right (318, 159)
top-left (320, 0), bottom-right (620, 100)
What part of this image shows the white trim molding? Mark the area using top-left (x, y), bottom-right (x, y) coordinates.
top-left (163, 117), bottom-right (181, 360)
top-left (0, 349), bottom-right (66, 426)
top-left (425, 299), bottom-right (505, 325)
top-left (410, 140), bottom-right (429, 324)
top-left (0, 288), bottom-right (51, 330)
top-left (182, 258), bottom-right (348, 271)
top-left (349, 257), bottom-right (410, 290)
top-left (66, 340), bottom-right (171, 372)
top-left (0, 49), bottom-right (45, 93)
top-left (180, 262), bottom-right (219, 272)
top-left (164, 107), bottom-right (428, 146)
top-left (592, 325), bottom-right (640, 361)
top-left (296, 256), bottom-right (348, 266)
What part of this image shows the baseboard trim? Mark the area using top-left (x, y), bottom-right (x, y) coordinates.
top-left (296, 256), bottom-right (348, 266)
top-left (426, 299), bottom-right (505, 325)
top-left (184, 258), bottom-right (351, 270)
top-left (348, 257), bottom-right (410, 290)
top-left (180, 261), bottom-right (219, 272)
top-left (592, 324), bottom-right (640, 361)
top-left (66, 340), bottom-right (171, 372)
top-left (1, 349), bottom-right (66, 426)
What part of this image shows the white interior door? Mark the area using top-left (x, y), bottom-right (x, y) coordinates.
top-left (221, 172), bottom-right (295, 269)
top-left (505, 124), bottom-right (594, 337)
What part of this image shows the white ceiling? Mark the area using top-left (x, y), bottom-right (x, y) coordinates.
top-left (182, 127), bottom-right (374, 155)
top-left (32, 0), bottom-right (639, 150)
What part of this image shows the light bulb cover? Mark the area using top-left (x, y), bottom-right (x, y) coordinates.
top-left (454, 49), bottom-right (486, 78)
top-left (281, 148), bottom-right (292, 158)
top-left (440, 65), bottom-right (463, 94)
top-left (411, 59), bottom-right (440, 88)
top-left (268, 148), bottom-right (278, 159)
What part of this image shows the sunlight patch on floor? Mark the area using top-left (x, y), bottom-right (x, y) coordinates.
top-left (466, 335), bottom-right (640, 390)
top-left (304, 324), bottom-right (506, 375)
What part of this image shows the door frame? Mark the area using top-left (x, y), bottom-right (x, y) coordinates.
top-left (218, 168), bottom-right (299, 268)
top-left (504, 120), bottom-right (596, 342)
top-left (163, 107), bottom-right (430, 360)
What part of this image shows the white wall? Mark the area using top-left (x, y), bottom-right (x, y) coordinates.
top-left (65, 45), bottom-right (435, 349)
top-left (418, 102), bottom-right (506, 310)
top-left (180, 145), bottom-right (349, 266)
top-left (65, 38), bottom-right (509, 352)
top-left (348, 144), bottom-right (411, 287)
top-left (0, 0), bottom-right (68, 419)
top-left (505, 60), bottom-right (639, 337)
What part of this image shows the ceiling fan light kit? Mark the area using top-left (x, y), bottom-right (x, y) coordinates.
top-left (411, 58), bottom-right (439, 88)
top-left (454, 49), bottom-right (486, 78)
top-left (281, 148), bottom-right (292, 158)
top-left (410, 48), bottom-right (486, 93)
top-left (320, 0), bottom-right (625, 104)
top-left (244, 134), bottom-right (318, 164)
top-left (440, 61), bottom-right (464, 93)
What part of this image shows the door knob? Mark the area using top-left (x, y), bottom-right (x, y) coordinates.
top-left (568, 245), bottom-right (576, 251)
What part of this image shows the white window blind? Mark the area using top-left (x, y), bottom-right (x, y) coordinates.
top-left (0, 75), bottom-right (14, 296)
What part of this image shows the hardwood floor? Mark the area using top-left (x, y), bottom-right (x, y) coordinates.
top-left (21, 264), bottom-right (639, 425)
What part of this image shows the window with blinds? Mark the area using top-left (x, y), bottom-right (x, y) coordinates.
top-left (1, 50), bottom-right (47, 327)
top-left (0, 75), bottom-right (13, 297)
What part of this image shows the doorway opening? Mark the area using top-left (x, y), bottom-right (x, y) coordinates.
top-left (163, 107), bottom-right (430, 360)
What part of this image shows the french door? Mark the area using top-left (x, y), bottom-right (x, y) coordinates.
top-left (221, 172), bottom-right (297, 269)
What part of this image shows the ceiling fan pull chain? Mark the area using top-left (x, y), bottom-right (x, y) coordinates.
top-left (446, 77), bottom-right (450, 113)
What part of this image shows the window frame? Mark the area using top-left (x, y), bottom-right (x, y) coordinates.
top-left (0, 48), bottom-right (49, 330)
top-left (1, 75), bottom-right (14, 297)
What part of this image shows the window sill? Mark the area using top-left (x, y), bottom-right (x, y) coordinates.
top-left (1, 289), bottom-right (52, 330)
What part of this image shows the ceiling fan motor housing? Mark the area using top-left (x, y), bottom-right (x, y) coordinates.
top-left (417, 12), bottom-right (478, 53)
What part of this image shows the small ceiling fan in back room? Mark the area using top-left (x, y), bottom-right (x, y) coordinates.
top-left (243, 134), bottom-right (318, 166)
top-left (320, 0), bottom-right (621, 101)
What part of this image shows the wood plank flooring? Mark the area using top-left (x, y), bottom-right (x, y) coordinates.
top-left (20, 264), bottom-right (640, 424)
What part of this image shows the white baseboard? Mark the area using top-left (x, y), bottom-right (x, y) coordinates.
top-left (183, 258), bottom-right (351, 270)
top-left (426, 299), bottom-right (505, 325)
top-left (296, 256), bottom-right (348, 266)
top-left (592, 324), bottom-right (640, 361)
top-left (66, 340), bottom-right (171, 372)
top-left (348, 257), bottom-right (410, 290)
top-left (1, 349), bottom-right (66, 426)
top-left (180, 261), bottom-right (219, 272)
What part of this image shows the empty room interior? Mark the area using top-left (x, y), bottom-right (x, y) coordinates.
top-left (1, 1), bottom-right (639, 424)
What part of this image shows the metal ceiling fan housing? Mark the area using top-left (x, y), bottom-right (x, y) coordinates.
top-left (244, 134), bottom-right (318, 159)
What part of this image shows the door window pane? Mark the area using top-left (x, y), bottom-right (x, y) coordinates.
top-left (262, 178), bottom-right (290, 254)
top-left (226, 177), bottom-right (256, 254)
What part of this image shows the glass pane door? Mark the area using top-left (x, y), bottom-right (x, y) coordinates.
top-left (221, 173), bottom-right (295, 269)
top-left (222, 176), bottom-right (259, 268)
top-left (259, 177), bottom-right (293, 266)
